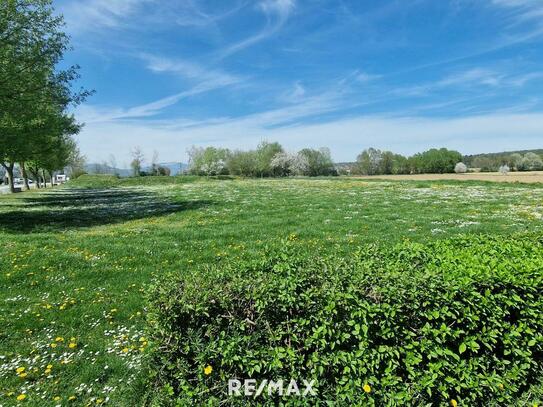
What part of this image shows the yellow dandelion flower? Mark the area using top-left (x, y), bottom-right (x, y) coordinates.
top-left (50, 343), bottom-right (57, 348)
top-left (17, 394), bottom-right (27, 401)
top-left (498, 383), bottom-right (504, 390)
top-left (54, 396), bottom-right (61, 401)
top-left (451, 400), bottom-right (458, 407)
top-left (16, 367), bottom-right (25, 374)
top-left (19, 372), bottom-right (28, 378)
top-left (139, 337), bottom-right (146, 342)
top-left (363, 383), bottom-right (371, 393)
top-left (68, 342), bottom-right (77, 349)
top-left (55, 337), bottom-right (64, 342)
top-left (122, 347), bottom-right (129, 353)
top-left (96, 398), bottom-right (103, 404)
top-left (68, 395), bottom-right (76, 401)
top-left (47, 364), bottom-right (53, 369)
top-left (204, 365), bottom-right (213, 375)
top-left (44, 368), bottom-right (51, 374)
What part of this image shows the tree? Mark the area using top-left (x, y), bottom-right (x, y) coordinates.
top-left (255, 141), bottom-right (283, 177)
top-left (455, 162), bottom-right (467, 174)
top-left (298, 147), bottom-right (336, 176)
top-left (411, 148), bottom-right (463, 174)
top-left (0, 0), bottom-right (90, 192)
top-left (508, 153), bottom-right (523, 171)
top-left (270, 152), bottom-right (308, 177)
top-left (187, 146), bottom-right (230, 176)
top-left (355, 148), bottom-right (382, 175)
top-left (151, 150), bottom-right (159, 175)
top-left (391, 154), bottom-right (410, 174)
top-left (131, 146), bottom-right (145, 176)
top-left (156, 166), bottom-right (171, 176)
top-left (226, 150), bottom-right (258, 176)
top-left (520, 152), bottom-right (543, 171)
top-left (380, 151), bottom-right (395, 175)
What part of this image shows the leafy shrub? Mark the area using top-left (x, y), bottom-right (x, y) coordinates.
top-left (146, 235), bottom-right (543, 406)
top-left (454, 162), bottom-right (467, 174)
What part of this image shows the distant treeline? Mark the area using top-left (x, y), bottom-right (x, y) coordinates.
top-left (187, 144), bottom-right (467, 177)
top-left (146, 143), bottom-right (543, 178)
top-left (463, 149), bottom-right (543, 172)
top-left (349, 147), bottom-right (463, 175)
top-left (345, 148), bottom-right (543, 175)
top-left (187, 142), bottom-right (337, 177)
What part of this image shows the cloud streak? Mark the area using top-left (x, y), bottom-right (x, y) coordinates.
top-left (76, 111), bottom-right (543, 165)
top-left (217, 0), bottom-right (296, 59)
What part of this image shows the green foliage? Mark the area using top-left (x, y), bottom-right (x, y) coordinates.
top-left (226, 150), bottom-right (258, 177)
top-left (354, 148), bottom-right (461, 175)
top-left (147, 234), bottom-right (543, 405)
top-left (298, 147), bottom-right (336, 176)
top-left (464, 150), bottom-right (543, 172)
top-left (410, 148), bottom-right (463, 174)
top-left (0, 0), bottom-right (90, 191)
top-left (187, 146), bottom-right (230, 176)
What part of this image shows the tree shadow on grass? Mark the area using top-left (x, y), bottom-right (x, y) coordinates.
top-left (0, 188), bottom-right (212, 233)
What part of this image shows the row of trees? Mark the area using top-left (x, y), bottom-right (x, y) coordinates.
top-left (187, 142), bottom-right (337, 177)
top-left (0, 0), bottom-right (89, 192)
top-left (353, 148), bottom-right (463, 175)
top-left (130, 148), bottom-right (171, 176)
top-left (186, 144), bottom-right (543, 178)
top-left (469, 152), bottom-right (543, 172)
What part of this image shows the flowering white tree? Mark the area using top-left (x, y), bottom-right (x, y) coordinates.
top-left (454, 162), bottom-right (467, 174)
top-left (270, 152), bottom-right (308, 176)
top-left (499, 164), bottom-right (510, 175)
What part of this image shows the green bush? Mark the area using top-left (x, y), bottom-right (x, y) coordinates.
top-left (146, 235), bottom-right (543, 406)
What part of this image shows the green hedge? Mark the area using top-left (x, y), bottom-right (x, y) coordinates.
top-left (146, 235), bottom-right (543, 406)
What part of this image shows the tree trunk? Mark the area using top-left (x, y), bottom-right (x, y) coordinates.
top-left (42, 169), bottom-right (47, 188)
top-left (20, 162), bottom-right (30, 190)
top-left (2, 162), bottom-right (15, 193)
top-left (28, 168), bottom-right (41, 188)
top-left (49, 171), bottom-right (54, 187)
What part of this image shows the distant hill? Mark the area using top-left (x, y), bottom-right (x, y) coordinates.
top-left (84, 164), bottom-right (132, 177)
top-left (84, 162), bottom-right (188, 177)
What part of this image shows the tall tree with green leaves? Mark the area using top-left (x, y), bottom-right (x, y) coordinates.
top-left (0, 0), bottom-right (90, 192)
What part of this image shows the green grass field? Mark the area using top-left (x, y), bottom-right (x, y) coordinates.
top-left (1, 175), bottom-right (542, 405)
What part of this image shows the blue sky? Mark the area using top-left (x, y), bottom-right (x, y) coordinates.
top-left (56, 0), bottom-right (543, 166)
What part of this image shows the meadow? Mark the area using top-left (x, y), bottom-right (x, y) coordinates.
top-left (0, 175), bottom-right (542, 405)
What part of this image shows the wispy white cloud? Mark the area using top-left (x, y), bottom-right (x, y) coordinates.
top-left (75, 54), bottom-right (245, 122)
top-left (141, 54), bottom-right (242, 87)
top-left (354, 71), bottom-right (382, 83)
top-left (218, 0), bottom-right (296, 59)
top-left (59, 0), bottom-right (154, 33)
top-left (77, 80), bottom-right (240, 123)
top-left (437, 68), bottom-right (504, 87)
top-left (492, 0), bottom-right (543, 22)
top-left (391, 67), bottom-right (543, 98)
top-left (174, 0), bottom-right (246, 28)
top-left (76, 111), bottom-right (543, 165)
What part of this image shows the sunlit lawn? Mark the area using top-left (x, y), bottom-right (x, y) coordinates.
top-left (0, 176), bottom-right (542, 405)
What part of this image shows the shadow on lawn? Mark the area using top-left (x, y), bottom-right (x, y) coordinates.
top-left (0, 188), bottom-right (212, 233)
